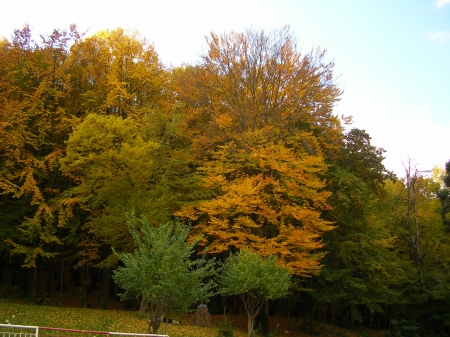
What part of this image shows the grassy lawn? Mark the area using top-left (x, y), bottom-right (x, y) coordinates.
top-left (0, 300), bottom-right (385, 337)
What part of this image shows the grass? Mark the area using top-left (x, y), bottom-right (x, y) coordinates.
top-left (0, 300), bottom-right (386, 337)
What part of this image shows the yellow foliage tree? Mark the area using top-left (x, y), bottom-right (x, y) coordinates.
top-left (0, 25), bottom-right (83, 265)
top-left (69, 28), bottom-right (169, 120)
top-left (175, 27), bottom-right (341, 276)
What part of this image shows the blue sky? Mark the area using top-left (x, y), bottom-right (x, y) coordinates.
top-left (1, 0), bottom-right (449, 177)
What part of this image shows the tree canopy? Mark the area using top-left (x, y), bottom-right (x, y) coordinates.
top-left (1, 24), bottom-right (449, 337)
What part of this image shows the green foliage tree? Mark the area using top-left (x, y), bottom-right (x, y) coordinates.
top-left (113, 212), bottom-right (216, 334)
top-left (220, 249), bottom-right (290, 337)
top-left (60, 113), bottom-right (183, 267)
top-left (305, 129), bottom-right (406, 332)
top-left (376, 165), bottom-right (450, 335)
top-left (437, 160), bottom-right (450, 229)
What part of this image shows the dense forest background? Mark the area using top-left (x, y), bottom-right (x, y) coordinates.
top-left (1, 24), bottom-right (450, 336)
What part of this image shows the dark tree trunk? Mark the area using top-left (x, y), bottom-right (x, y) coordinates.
top-left (109, 273), bottom-right (116, 299)
top-left (301, 292), bottom-right (315, 334)
top-left (255, 299), bottom-right (270, 336)
top-left (90, 267), bottom-right (99, 291)
top-left (227, 295), bottom-right (239, 314)
top-left (97, 244), bottom-right (112, 309)
top-left (0, 252), bottom-right (4, 283)
top-left (58, 255), bottom-right (64, 306)
top-left (46, 259), bottom-right (55, 298)
top-left (97, 268), bottom-right (111, 309)
top-left (30, 265), bottom-right (39, 303)
top-left (81, 266), bottom-right (91, 308)
top-left (336, 305), bottom-right (350, 327)
top-left (268, 299), bottom-right (279, 316)
top-left (70, 265), bottom-right (81, 286)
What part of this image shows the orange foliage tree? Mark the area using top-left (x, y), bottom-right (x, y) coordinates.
top-left (174, 27), bottom-right (342, 276)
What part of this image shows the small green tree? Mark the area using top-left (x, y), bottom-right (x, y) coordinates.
top-left (112, 212), bottom-right (216, 334)
top-left (220, 249), bottom-right (291, 337)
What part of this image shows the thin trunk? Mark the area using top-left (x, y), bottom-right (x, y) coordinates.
top-left (139, 294), bottom-right (147, 316)
top-left (46, 259), bottom-right (54, 297)
top-left (30, 266), bottom-right (39, 303)
top-left (97, 268), bottom-right (111, 309)
top-left (301, 291), bottom-right (315, 334)
top-left (242, 294), bottom-right (265, 337)
top-left (248, 313), bottom-right (254, 337)
top-left (81, 266), bottom-right (91, 308)
top-left (58, 256), bottom-right (64, 306)
top-left (412, 180), bottom-right (423, 282)
top-left (255, 299), bottom-right (270, 335)
top-left (405, 162), bottom-right (424, 283)
top-left (0, 252), bottom-right (4, 284)
top-left (149, 301), bottom-right (164, 334)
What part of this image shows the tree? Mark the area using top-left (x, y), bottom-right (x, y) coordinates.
top-left (0, 25), bottom-right (83, 302)
top-left (60, 114), bottom-right (176, 264)
top-left (0, 25), bottom-right (194, 307)
top-left (220, 249), bottom-right (290, 337)
top-left (437, 160), bottom-right (450, 229)
top-left (175, 27), bottom-right (340, 276)
top-left (174, 26), bottom-right (343, 157)
top-left (69, 28), bottom-right (169, 120)
top-left (301, 129), bottom-right (405, 332)
top-left (375, 164), bottom-right (450, 336)
top-left (112, 212), bottom-right (216, 334)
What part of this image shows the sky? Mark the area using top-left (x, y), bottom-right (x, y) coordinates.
top-left (1, 0), bottom-right (449, 177)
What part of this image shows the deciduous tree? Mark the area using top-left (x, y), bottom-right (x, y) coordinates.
top-left (0, 25), bottom-right (83, 302)
top-left (304, 129), bottom-right (405, 333)
top-left (374, 164), bottom-right (450, 335)
top-left (175, 27), bottom-right (340, 276)
top-left (220, 249), bottom-right (290, 337)
top-left (69, 28), bottom-right (169, 120)
top-left (60, 114), bottom-right (167, 266)
top-left (113, 212), bottom-right (216, 334)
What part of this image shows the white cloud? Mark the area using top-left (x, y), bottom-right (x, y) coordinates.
top-left (426, 31), bottom-right (450, 44)
top-left (435, 0), bottom-right (450, 8)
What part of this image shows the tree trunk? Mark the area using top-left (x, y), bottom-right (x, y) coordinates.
top-left (81, 266), bottom-right (91, 308)
top-left (139, 294), bottom-right (147, 316)
top-left (301, 292), bottom-right (315, 334)
top-left (243, 294), bottom-right (265, 337)
top-left (58, 256), bottom-right (64, 306)
top-left (70, 264), bottom-right (81, 286)
top-left (248, 313), bottom-right (255, 337)
top-left (255, 299), bottom-right (270, 336)
top-left (149, 301), bottom-right (164, 334)
top-left (0, 252), bottom-right (4, 283)
top-left (30, 265), bottom-right (39, 303)
top-left (405, 162), bottom-right (424, 282)
top-left (97, 268), bottom-right (111, 309)
top-left (46, 259), bottom-right (54, 298)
